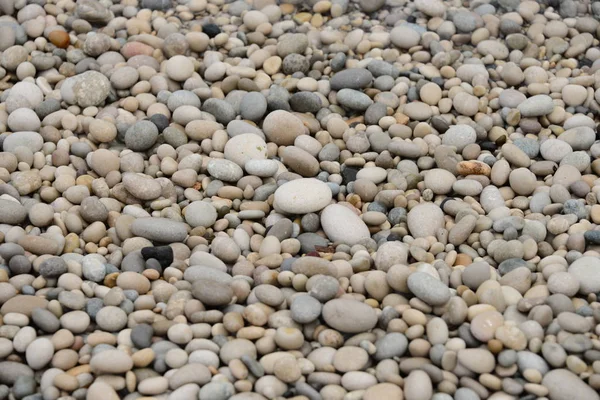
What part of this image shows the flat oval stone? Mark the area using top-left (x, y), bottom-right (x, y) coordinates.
top-left (130, 218), bottom-right (188, 243)
top-left (320, 204), bottom-right (370, 246)
top-left (542, 369), bottom-right (600, 400)
top-left (273, 178), bottom-right (332, 214)
top-left (330, 68), bottom-right (373, 90)
top-left (407, 272), bottom-right (451, 306)
top-left (322, 299), bottom-right (377, 333)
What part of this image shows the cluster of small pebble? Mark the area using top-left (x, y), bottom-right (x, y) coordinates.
top-left (2, 0), bottom-right (600, 399)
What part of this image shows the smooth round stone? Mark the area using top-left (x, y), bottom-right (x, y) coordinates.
top-left (276, 33), bottom-right (308, 57)
top-left (117, 271), bottom-right (151, 293)
top-left (60, 71), bottom-right (111, 107)
top-left (470, 311), bottom-right (504, 342)
top-left (547, 271), bottom-right (579, 296)
top-left (138, 376), bottom-right (168, 395)
top-left (184, 201), bottom-right (217, 228)
top-left (125, 120), bottom-right (159, 151)
top-left (3, 131), bottom-right (43, 153)
top-left (336, 88), bottom-right (374, 111)
top-left (542, 369), bottom-right (600, 400)
top-left (290, 92), bottom-right (322, 113)
top-left (7, 108), bottom-right (40, 131)
top-left (390, 25), bottom-right (421, 48)
top-left (457, 349), bottom-right (495, 373)
top-left (31, 308), bottom-right (60, 333)
top-left (207, 159), bottom-right (244, 182)
top-left (558, 126), bottom-right (595, 151)
top-left (330, 68), bottom-right (373, 90)
top-left (95, 306), bottom-right (127, 332)
top-left (540, 139), bottom-right (572, 162)
top-left (199, 382), bottom-right (235, 400)
top-left (407, 202), bottom-right (444, 238)
top-left (509, 168), bottom-right (536, 195)
top-left (568, 256), bottom-right (600, 294)
top-left (8, 81), bottom-right (43, 108)
top-left (90, 350), bottom-right (134, 374)
top-left (499, 89), bottom-right (527, 108)
top-left (219, 339), bottom-right (257, 364)
top-left (165, 55), bottom-right (194, 81)
top-left (322, 299), bottom-right (377, 333)
top-left (407, 272), bottom-right (451, 306)
top-left (374, 332), bottom-right (408, 360)
top-left (0, 199), bottom-right (27, 224)
top-left (223, 133), bottom-right (268, 168)
top-left (517, 95), bottom-right (554, 117)
top-left (39, 257), bottom-right (68, 278)
top-left (442, 125), bottom-right (477, 151)
top-left (122, 173), bottom-right (162, 200)
top-left (321, 204), bottom-right (370, 246)
top-left (424, 169), bottom-right (456, 194)
top-left (364, 383), bottom-right (404, 400)
top-left (562, 84), bottom-right (588, 106)
top-left (262, 110), bottom-right (305, 145)
top-left (273, 178), bottom-right (332, 214)
top-left (404, 370), bottom-right (433, 400)
top-left (25, 338), bottom-right (53, 370)
top-left (89, 119), bottom-right (117, 143)
top-left (240, 92), bottom-right (267, 121)
top-left (290, 294), bottom-right (322, 324)
top-left (191, 279), bottom-right (233, 306)
top-left (245, 159), bottom-right (278, 177)
top-left (130, 217), bottom-right (188, 243)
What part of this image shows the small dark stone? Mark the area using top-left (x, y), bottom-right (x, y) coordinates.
top-left (31, 308), bottom-right (60, 333)
top-left (131, 323), bottom-right (154, 349)
top-left (365, 102), bottom-right (387, 125)
top-left (584, 230), bottom-right (600, 244)
top-left (8, 255), bottom-right (31, 275)
top-left (39, 257), bottom-right (68, 278)
top-left (431, 116), bottom-right (449, 133)
top-left (267, 97), bottom-right (291, 112)
top-left (341, 166), bottom-right (359, 185)
top-left (498, 258), bottom-right (531, 275)
top-left (367, 202), bottom-right (387, 213)
top-left (13, 376), bottom-right (36, 400)
top-left (34, 98), bottom-right (61, 119)
top-left (140, 0), bottom-right (171, 10)
top-left (330, 52), bottom-right (346, 72)
top-left (297, 232), bottom-right (328, 254)
top-left (458, 323), bottom-right (481, 348)
top-left (141, 246), bottom-right (174, 268)
top-left (480, 141), bottom-right (497, 152)
top-left (85, 298), bottom-right (104, 320)
top-left (21, 286), bottom-right (35, 295)
top-left (388, 207), bottom-right (407, 226)
top-left (203, 23), bottom-right (221, 38)
top-left (149, 114), bottom-right (169, 133)
top-left (289, 92), bottom-right (321, 113)
top-left (387, 233), bottom-right (402, 242)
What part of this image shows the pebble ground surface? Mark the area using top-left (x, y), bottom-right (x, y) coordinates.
top-left (2, 0), bottom-right (600, 399)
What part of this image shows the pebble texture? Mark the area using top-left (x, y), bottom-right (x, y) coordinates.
top-left (0, 0), bottom-right (599, 399)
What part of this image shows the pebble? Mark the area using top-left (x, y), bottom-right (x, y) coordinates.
top-left (321, 204), bottom-right (371, 246)
top-left (322, 299), bottom-right (378, 333)
top-left (0, 0), bottom-right (596, 398)
top-left (407, 203), bottom-right (445, 238)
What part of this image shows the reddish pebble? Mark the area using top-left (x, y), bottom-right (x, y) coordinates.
top-left (49, 31), bottom-right (70, 49)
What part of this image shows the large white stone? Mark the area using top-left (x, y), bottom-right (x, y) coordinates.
top-left (223, 133), bottom-right (268, 168)
top-left (273, 178), bottom-right (332, 214)
top-left (321, 204), bottom-right (370, 246)
top-left (407, 202), bottom-right (444, 238)
top-left (568, 256), bottom-right (600, 294)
